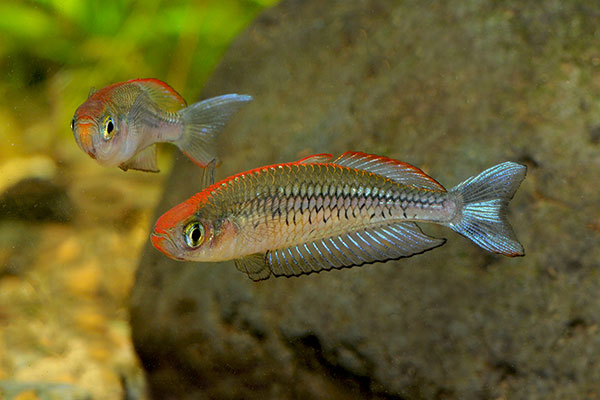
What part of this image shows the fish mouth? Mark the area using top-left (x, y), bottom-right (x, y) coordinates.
top-left (74, 122), bottom-right (99, 159)
top-left (151, 232), bottom-right (165, 249)
top-left (151, 232), bottom-right (184, 261)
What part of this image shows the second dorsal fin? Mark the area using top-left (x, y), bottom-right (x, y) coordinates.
top-left (133, 78), bottom-right (187, 112)
top-left (332, 151), bottom-right (446, 191)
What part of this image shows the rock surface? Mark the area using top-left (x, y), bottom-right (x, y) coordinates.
top-left (131, 0), bottom-right (600, 399)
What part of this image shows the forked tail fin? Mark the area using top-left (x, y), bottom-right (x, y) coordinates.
top-left (176, 94), bottom-right (252, 167)
top-left (447, 162), bottom-right (527, 256)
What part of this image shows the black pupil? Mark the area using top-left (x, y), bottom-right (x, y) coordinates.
top-left (71, 118), bottom-right (75, 130)
top-left (191, 225), bottom-right (201, 242)
top-left (106, 119), bottom-right (114, 133)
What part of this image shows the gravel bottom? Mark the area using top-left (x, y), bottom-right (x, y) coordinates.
top-left (0, 153), bottom-right (168, 399)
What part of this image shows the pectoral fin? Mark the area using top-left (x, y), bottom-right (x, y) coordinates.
top-left (119, 146), bottom-right (159, 172)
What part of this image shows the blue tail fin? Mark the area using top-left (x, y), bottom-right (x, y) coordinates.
top-left (447, 162), bottom-right (527, 256)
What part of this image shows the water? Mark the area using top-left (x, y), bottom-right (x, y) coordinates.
top-left (0, 0), bottom-right (274, 398)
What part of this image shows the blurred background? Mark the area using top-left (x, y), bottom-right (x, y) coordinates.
top-left (0, 0), bottom-right (276, 398)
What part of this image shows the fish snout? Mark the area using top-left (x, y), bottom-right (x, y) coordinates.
top-left (151, 232), bottom-right (165, 250)
top-left (151, 230), bottom-right (182, 260)
top-left (151, 231), bottom-right (171, 256)
top-left (75, 124), bottom-right (98, 159)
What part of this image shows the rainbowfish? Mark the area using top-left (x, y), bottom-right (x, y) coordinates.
top-left (152, 152), bottom-right (526, 280)
top-left (71, 78), bottom-right (252, 172)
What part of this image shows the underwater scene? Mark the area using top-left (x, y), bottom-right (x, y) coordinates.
top-left (1, 0), bottom-right (600, 399)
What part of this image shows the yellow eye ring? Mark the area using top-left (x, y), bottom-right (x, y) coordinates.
top-left (102, 116), bottom-right (115, 140)
top-left (184, 221), bottom-right (205, 248)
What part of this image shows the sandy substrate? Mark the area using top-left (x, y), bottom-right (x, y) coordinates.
top-left (0, 152), bottom-right (167, 399)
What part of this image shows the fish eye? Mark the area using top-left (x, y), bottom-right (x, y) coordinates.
top-left (102, 116), bottom-right (115, 140)
top-left (70, 117), bottom-right (75, 131)
top-left (183, 221), bottom-right (205, 248)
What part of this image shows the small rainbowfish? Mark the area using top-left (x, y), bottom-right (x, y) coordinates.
top-left (71, 78), bottom-right (251, 172)
top-left (151, 152), bottom-right (526, 280)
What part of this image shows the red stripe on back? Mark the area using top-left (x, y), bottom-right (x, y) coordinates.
top-left (87, 78), bottom-right (185, 105)
top-left (185, 151), bottom-right (445, 208)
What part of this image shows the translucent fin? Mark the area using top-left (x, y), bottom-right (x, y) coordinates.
top-left (119, 145), bottom-right (159, 172)
top-left (87, 87), bottom-right (96, 98)
top-left (267, 222), bottom-right (446, 278)
top-left (296, 153), bottom-right (333, 164)
top-left (133, 78), bottom-right (187, 112)
top-left (447, 162), bottom-right (526, 256)
top-left (175, 94), bottom-right (253, 167)
top-left (332, 151), bottom-right (445, 191)
top-left (234, 253), bottom-right (271, 281)
top-left (201, 159), bottom-right (217, 188)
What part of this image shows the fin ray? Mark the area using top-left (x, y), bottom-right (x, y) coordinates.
top-left (201, 159), bottom-right (217, 188)
top-left (175, 94), bottom-right (252, 167)
top-left (447, 162), bottom-right (526, 256)
top-left (332, 151), bottom-right (445, 191)
top-left (296, 153), bottom-right (333, 164)
top-left (119, 145), bottom-right (159, 172)
top-left (267, 222), bottom-right (446, 278)
top-left (134, 78), bottom-right (187, 112)
top-left (234, 253), bottom-right (271, 281)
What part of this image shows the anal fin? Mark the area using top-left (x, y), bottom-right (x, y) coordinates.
top-left (267, 222), bottom-right (446, 278)
top-left (119, 145), bottom-right (159, 172)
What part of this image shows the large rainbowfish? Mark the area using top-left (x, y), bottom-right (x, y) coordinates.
top-left (152, 152), bottom-right (526, 280)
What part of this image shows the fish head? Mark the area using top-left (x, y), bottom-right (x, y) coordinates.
top-left (71, 96), bottom-right (136, 166)
top-left (151, 195), bottom-right (235, 262)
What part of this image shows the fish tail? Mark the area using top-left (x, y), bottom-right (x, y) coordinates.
top-left (447, 162), bottom-right (527, 256)
top-left (176, 94), bottom-right (252, 166)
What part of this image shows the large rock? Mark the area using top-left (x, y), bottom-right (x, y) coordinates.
top-left (130, 1), bottom-right (600, 399)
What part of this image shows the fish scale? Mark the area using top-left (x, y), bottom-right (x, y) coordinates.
top-left (71, 78), bottom-right (252, 171)
top-left (152, 152), bottom-right (526, 281)
top-left (190, 162), bottom-right (453, 258)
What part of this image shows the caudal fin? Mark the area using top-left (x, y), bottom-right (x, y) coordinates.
top-left (176, 94), bottom-right (252, 166)
top-left (447, 162), bottom-right (527, 256)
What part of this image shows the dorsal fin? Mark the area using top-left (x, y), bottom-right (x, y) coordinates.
top-left (132, 78), bottom-right (187, 112)
top-left (296, 153), bottom-right (333, 164)
top-left (332, 151), bottom-right (446, 191)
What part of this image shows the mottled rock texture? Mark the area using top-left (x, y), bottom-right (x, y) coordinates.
top-left (131, 0), bottom-right (600, 399)
top-left (0, 178), bottom-right (74, 223)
